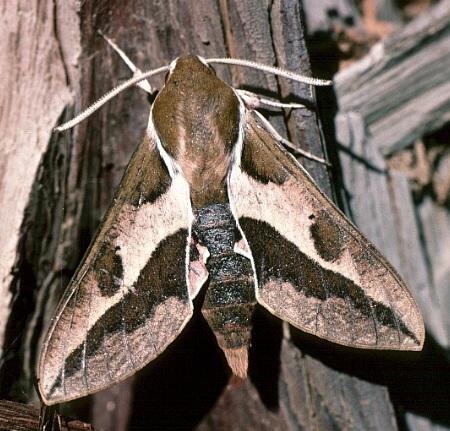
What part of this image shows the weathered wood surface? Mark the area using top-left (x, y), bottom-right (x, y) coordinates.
top-left (0, 0), bottom-right (81, 422)
top-left (333, 2), bottom-right (450, 431)
top-left (0, 0), bottom-right (74, 358)
top-left (335, 0), bottom-right (450, 156)
top-left (0, 399), bottom-right (95, 431)
top-left (1, 0), bottom-right (438, 430)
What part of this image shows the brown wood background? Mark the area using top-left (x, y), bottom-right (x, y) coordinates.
top-left (1, 1), bottom-right (449, 430)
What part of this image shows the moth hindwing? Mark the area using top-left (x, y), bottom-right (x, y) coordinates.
top-left (39, 55), bottom-right (425, 405)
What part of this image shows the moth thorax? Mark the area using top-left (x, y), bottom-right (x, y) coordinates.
top-left (194, 203), bottom-right (256, 377)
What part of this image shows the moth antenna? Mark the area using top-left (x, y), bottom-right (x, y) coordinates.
top-left (98, 30), bottom-right (154, 95)
top-left (55, 57), bottom-right (331, 132)
top-left (206, 58), bottom-right (333, 86)
top-left (54, 65), bottom-right (169, 132)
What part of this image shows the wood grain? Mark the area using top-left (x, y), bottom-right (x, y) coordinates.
top-left (335, 0), bottom-right (450, 155)
top-left (1, 0), bottom-right (433, 430)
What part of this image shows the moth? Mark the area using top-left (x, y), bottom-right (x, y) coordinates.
top-left (38, 54), bottom-right (425, 405)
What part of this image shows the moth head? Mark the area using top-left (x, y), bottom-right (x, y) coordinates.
top-left (164, 55), bottom-right (218, 86)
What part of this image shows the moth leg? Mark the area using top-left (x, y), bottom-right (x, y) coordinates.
top-left (254, 110), bottom-right (332, 166)
top-left (188, 237), bottom-right (209, 299)
top-left (237, 91), bottom-right (331, 167)
top-left (237, 89), bottom-right (306, 110)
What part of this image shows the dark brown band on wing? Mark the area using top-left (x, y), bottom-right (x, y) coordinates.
top-left (240, 217), bottom-right (420, 347)
top-left (119, 133), bottom-right (172, 207)
top-left (47, 228), bottom-right (190, 399)
top-left (73, 135), bottom-right (173, 300)
top-left (240, 120), bottom-right (289, 185)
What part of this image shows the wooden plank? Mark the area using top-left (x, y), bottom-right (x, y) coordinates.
top-left (418, 197), bottom-right (450, 348)
top-left (0, 400), bottom-right (95, 431)
top-left (335, 112), bottom-right (402, 265)
top-left (333, 0), bottom-right (450, 353)
top-left (332, 4), bottom-right (450, 431)
top-left (334, 0), bottom-right (450, 155)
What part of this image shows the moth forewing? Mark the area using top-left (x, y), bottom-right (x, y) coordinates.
top-left (40, 54), bottom-right (424, 406)
top-left (228, 111), bottom-right (424, 350)
top-left (38, 131), bottom-right (194, 405)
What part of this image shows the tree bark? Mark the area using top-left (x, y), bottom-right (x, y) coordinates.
top-left (0, 400), bottom-right (95, 431)
top-left (1, 1), bottom-right (422, 430)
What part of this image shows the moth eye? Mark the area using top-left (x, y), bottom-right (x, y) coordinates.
top-left (209, 65), bottom-right (217, 75)
top-left (164, 71), bottom-right (170, 83)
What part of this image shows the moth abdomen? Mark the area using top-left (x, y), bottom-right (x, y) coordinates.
top-left (194, 203), bottom-right (256, 377)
